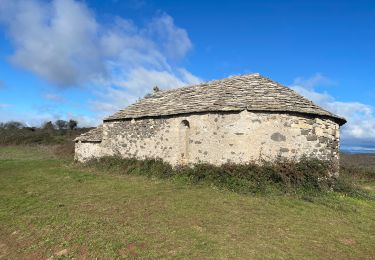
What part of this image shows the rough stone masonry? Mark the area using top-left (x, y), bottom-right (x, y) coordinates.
top-left (75, 73), bottom-right (346, 173)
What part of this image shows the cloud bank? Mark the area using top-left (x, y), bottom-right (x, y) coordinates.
top-left (291, 74), bottom-right (375, 150)
top-left (0, 0), bottom-right (200, 118)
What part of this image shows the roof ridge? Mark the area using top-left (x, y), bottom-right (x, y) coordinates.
top-left (152, 73), bottom-right (262, 96)
top-left (75, 124), bottom-right (103, 142)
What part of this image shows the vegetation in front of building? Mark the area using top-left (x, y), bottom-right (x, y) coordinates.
top-left (83, 156), bottom-right (374, 200)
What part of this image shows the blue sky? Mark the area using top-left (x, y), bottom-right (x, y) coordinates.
top-left (0, 0), bottom-right (374, 150)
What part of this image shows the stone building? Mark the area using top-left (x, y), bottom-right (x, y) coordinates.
top-left (75, 73), bottom-right (346, 169)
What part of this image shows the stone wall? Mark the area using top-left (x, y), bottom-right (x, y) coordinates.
top-left (75, 141), bottom-right (102, 162)
top-left (99, 110), bottom-right (340, 169)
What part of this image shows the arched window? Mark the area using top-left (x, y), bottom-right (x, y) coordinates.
top-left (181, 120), bottom-right (190, 128)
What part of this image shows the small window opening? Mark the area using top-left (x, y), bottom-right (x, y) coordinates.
top-left (181, 120), bottom-right (190, 128)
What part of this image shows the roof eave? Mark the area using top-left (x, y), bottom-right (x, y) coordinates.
top-left (103, 108), bottom-right (347, 126)
top-left (334, 116), bottom-right (347, 126)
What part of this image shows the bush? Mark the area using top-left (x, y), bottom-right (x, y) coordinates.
top-left (51, 143), bottom-right (76, 159)
top-left (84, 157), bottom-right (341, 195)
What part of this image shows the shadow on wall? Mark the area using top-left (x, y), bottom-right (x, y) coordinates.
top-left (179, 119), bottom-right (190, 164)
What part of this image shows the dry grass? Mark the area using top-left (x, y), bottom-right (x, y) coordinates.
top-left (341, 153), bottom-right (375, 168)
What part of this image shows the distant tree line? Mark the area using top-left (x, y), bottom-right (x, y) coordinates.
top-left (0, 119), bottom-right (79, 131)
top-left (0, 119), bottom-right (93, 145)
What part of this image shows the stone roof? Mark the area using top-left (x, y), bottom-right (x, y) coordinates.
top-left (104, 74), bottom-right (346, 125)
top-left (75, 125), bottom-right (102, 142)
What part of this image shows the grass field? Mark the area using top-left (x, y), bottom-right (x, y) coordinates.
top-left (0, 146), bottom-right (374, 259)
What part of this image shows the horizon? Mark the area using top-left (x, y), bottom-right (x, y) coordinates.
top-left (0, 0), bottom-right (374, 152)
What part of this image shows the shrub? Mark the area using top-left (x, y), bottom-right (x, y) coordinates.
top-left (84, 157), bottom-right (341, 195)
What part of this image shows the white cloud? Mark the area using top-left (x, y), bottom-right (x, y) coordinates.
top-left (116, 67), bottom-right (200, 96)
top-left (292, 73), bottom-right (335, 90)
top-left (291, 74), bottom-right (375, 149)
top-left (0, 106), bottom-right (98, 127)
top-left (0, 0), bottom-right (103, 86)
top-left (0, 0), bottom-right (196, 86)
top-left (90, 68), bottom-right (200, 118)
top-left (147, 13), bottom-right (192, 60)
top-left (0, 0), bottom-right (201, 122)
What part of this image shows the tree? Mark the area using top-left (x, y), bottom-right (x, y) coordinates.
top-left (55, 120), bottom-right (67, 130)
top-left (4, 121), bottom-right (25, 130)
top-left (68, 119), bottom-right (78, 130)
top-left (42, 121), bottom-right (55, 132)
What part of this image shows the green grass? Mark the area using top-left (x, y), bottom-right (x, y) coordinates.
top-left (0, 147), bottom-right (374, 259)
